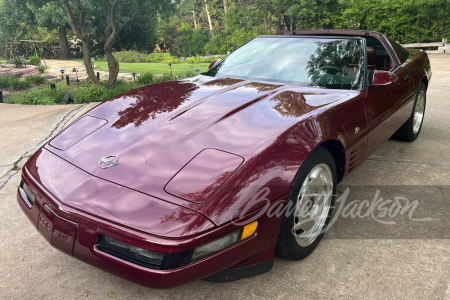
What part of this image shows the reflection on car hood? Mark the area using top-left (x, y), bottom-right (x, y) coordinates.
top-left (45, 75), bottom-right (352, 206)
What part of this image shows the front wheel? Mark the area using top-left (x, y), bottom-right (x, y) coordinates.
top-left (392, 82), bottom-right (426, 142)
top-left (275, 147), bottom-right (336, 260)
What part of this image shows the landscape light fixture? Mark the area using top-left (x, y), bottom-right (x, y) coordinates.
top-left (72, 68), bottom-right (80, 89)
top-left (132, 72), bottom-right (137, 82)
top-left (168, 62), bottom-right (172, 72)
top-left (60, 69), bottom-right (65, 75)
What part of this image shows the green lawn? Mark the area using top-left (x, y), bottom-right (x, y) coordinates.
top-left (73, 60), bottom-right (210, 75)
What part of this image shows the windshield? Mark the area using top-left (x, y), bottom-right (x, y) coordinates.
top-left (205, 37), bottom-right (365, 90)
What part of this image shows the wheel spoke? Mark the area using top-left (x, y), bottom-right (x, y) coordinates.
top-left (293, 163), bottom-right (333, 247)
top-left (413, 90), bottom-right (425, 134)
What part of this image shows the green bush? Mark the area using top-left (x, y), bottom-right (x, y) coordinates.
top-left (25, 75), bottom-right (48, 85)
top-left (112, 50), bottom-right (147, 63)
top-left (0, 75), bottom-right (16, 89)
top-left (28, 56), bottom-right (41, 66)
top-left (136, 72), bottom-right (155, 85)
top-left (145, 53), bottom-right (171, 63)
top-left (11, 79), bottom-right (31, 90)
top-left (5, 86), bottom-right (62, 105)
top-left (74, 85), bottom-right (106, 103)
top-left (4, 70), bottom-right (196, 105)
top-left (9, 57), bottom-right (24, 68)
top-left (108, 51), bottom-right (223, 64)
top-left (0, 74), bottom-right (31, 90)
top-left (37, 65), bottom-right (45, 73)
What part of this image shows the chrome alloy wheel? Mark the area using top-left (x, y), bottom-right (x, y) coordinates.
top-left (413, 89), bottom-right (425, 134)
top-left (293, 163), bottom-right (333, 247)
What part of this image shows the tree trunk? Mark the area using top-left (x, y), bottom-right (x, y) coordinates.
top-left (191, 11), bottom-right (197, 29)
top-left (105, 47), bottom-right (119, 86)
top-left (60, 0), bottom-right (99, 85)
top-left (58, 27), bottom-right (70, 59)
top-left (204, 0), bottom-right (213, 31)
top-left (223, 0), bottom-right (227, 13)
top-left (82, 41), bottom-right (99, 85)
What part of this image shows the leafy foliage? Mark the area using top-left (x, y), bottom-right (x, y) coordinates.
top-left (24, 74), bottom-right (47, 85)
top-left (0, 74), bottom-right (47, 90)
top-left (9, 57), bottom-right (25, 68)
top-left (0, 0), bottom-right (448, 60)
top-left (4, 70), bottom-right (198, 105)
top-left (28, 55), bottom-right (41, 66)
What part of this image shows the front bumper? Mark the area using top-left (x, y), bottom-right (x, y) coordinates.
top-left (17, 158), bottom-right (284, 289)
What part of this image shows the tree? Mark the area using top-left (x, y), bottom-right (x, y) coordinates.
top-left (60, 0), bottom-right (172, 86)
top-left (0, 0), bottom-right (33, 47)
top-left (103, 0), bottom-right (140, 86)
top-left (28, 1), bottom-right (72, 59)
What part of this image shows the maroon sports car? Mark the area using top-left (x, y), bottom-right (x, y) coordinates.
top-left (18, 30), bottom-right (431, 288)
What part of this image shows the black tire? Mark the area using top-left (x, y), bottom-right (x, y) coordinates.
top-left (392, 82), bottom-right (427, 142)
top-left (275, 146), bottom-right (337, 261)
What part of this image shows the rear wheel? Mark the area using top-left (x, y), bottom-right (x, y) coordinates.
top-left (392, 82), bottom-right (426, 142)
top-left (276, 147), bottom-right (336, 260)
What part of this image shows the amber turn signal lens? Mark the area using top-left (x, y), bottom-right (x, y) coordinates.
top-left (241, 221), bottom-right (258, 240)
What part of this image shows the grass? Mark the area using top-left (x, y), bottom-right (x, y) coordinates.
top-left (73, 60), bottom-right (210, 75)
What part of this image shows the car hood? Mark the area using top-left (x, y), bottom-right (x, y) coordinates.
top-left (46, 75), bottom-right (352, 210)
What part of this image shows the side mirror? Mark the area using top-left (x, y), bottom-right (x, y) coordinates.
top-left (371, 70), bottom-right (399, 86)
top-left (209, 59), bottom-right (222, 69)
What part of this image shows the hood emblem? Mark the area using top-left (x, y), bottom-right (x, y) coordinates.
top-left (99, 155), bottom-right (119, 169)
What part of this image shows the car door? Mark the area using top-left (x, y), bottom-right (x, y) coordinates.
top-left (363, 58), bottom-right (416, 155)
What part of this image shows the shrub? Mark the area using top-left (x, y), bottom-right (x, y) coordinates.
top-left (4, 70), bottom-right (195, 105)
top-left (0, 74), bottom-right (31, 90)
top-left (37, 65), bottom-right (45, 73)
top-left (145, 53), bottom-right (170, 63)
top-left (136, 72), bottom-right (155, 85)
top-left (103, 82), bottom-right (141, 100)
top-left (11, 79), bottom-right (31, 90)
top-left (112, 50), bottom-right (147, 63)
top-left (28, 56), bottom-right (41, 66)
top-left (0, 75), bottom-right (16, 89)
top-left (9, 57), bottom-right (24, 68)
top-left (5, 86), bottom-right (62, 104)
top-left (74, 85), bottom-right (106, 103)
top-left (25, 75), bottom-right (48, 85)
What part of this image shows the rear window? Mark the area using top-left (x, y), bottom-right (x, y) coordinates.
top-left (387, 38), bottom-right (410, 64)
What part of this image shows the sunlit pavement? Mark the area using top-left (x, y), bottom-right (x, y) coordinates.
top-left (0, 55), bottom-right (448, 300)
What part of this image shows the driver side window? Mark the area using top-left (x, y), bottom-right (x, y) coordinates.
top-left (365, 37), bottom-right (394, 71)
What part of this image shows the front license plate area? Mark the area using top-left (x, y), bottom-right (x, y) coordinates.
top-left (38, 204), bottom-right (78, 255)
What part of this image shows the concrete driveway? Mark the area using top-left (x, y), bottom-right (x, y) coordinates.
top-left (0, 55), bottom-right (449, 300)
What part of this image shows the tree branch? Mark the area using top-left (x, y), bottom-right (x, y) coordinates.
top-left (104, 0), bottom-right (120, 49)
top-left (117, 9), bottom-right (140, 35)
top-left (59, 0), bottom-right (82, 38)
top-left (75, 0), bottom-right (87, 37)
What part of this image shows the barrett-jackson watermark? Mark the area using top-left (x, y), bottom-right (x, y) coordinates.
top-left (232, 187), bottom-right (434, 230)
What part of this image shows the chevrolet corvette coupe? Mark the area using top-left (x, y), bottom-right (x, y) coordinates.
top-left (18, 30), bottom-right (431, 288)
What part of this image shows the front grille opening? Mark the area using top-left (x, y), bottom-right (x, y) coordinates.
top-left (96, 235), bottom-right (193, 270)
